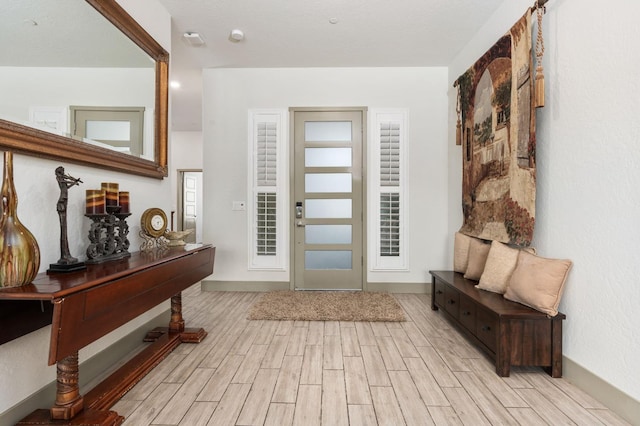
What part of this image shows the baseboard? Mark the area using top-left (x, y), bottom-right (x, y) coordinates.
top-left (0, 309), bottom-right (170, 426)
top-left (366, 282), bottom-right (430, 293)
top-left (563, 356), bottom-right (639, 425)
top-left (201, 280), bottom-right (291, 292)
top-left (201, 280), bottom-right (430, 294)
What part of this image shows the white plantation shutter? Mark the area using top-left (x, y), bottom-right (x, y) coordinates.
top-left (380, 193), bottom-right (400, 256)
top-left (370, 110), bottom-right (408, 270)
top-left (256, 192), bottom-right (277, 255)
top-left (256, 122), bottom-right (277, 187)
top-left (380, 122), bottom-right (401, 186)
top-left (249, 110), bottom-right (287, 270)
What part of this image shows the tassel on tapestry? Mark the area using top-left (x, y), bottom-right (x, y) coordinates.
top-left (534, 1), bottom-right (546, 108)
top-left (456, 87), bottom-right (462, 146)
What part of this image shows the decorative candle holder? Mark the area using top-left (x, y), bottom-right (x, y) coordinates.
top-left (85, 207), bottom-right (132, 264)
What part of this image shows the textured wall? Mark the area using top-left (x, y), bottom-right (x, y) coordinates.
top-left (449, 0), bottom-right (640, 405)
top-left (0, 0), bottom-right (173, 416)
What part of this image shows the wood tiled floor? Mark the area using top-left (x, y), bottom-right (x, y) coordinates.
top-left (112, 286), bottom-right (630, 425)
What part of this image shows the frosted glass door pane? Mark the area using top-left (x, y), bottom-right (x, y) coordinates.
top-left (305, 173), bottom-right (351, 193)
top-left (306, 199), bottom-right (352, 218)
top-left (305, 148), bottom-right (352, 167)
top-left (305, 251), bottom-right (352, 270)
top-left (305, 121), bottom-right (352, 142)
top-left (86, 121), bottom-right (130, 141)
top-left (305, 225), bottom-right (352, 244)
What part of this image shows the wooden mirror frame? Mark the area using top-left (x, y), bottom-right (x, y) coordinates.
top-left (0, 0), bottom-right (169, 179)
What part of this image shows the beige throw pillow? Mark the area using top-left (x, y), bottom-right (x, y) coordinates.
top-left (463, 238), bottom-right (491, 281)
top-left (453, 232), bottom-right (473, 273)
top-left (504, 250), bottom-right (573, 316)
top-left (477, 241), bottom-right (520, 294)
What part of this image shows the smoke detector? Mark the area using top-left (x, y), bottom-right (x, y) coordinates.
top-left (229, 29), bottom-right (244, 42)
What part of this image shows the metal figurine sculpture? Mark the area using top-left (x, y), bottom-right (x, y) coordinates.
top-left (47, 166), bottom-right (86, 273)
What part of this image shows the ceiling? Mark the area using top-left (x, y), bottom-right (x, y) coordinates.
top-left (4, 0), bottom-right (510, 132)
top-left (159, 0), bottom-right (510, 131)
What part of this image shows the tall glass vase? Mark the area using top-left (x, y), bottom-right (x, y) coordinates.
top-left (0, 151), bottom-right (40, 287)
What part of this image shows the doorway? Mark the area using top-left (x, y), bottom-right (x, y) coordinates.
top-left (292, 108), bottom-right (365, 290)
top-left (178, 170), bottom-right (203, 243)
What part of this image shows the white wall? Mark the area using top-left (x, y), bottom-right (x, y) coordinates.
top-left (0, 0), bottom-right (172, 416)
top-left (203, 67), bottom-right (449, 284)
top-left (448, 0), bottom-right (640, 407)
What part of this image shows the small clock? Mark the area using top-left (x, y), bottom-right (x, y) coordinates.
top-left (140, 208), bottom-right (167, 239)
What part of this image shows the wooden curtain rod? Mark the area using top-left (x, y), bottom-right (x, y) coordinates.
top-left (532, 0), bottom-right (548, 11)
top-left (453, 0), bottom-right (548, 88)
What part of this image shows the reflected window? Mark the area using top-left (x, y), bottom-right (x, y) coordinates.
top-left (70, 106), bottom-right (144, 156)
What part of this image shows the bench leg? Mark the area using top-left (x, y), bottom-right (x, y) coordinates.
top-left (546, 317), bottom-right (563, 378)
top-left (496, 321), bottom-right (511, 377)
top-left (431, 277), bottom-right (439, 311)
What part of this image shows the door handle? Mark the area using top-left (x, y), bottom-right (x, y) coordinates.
top-left (296, 221), bottom-right (305, 227)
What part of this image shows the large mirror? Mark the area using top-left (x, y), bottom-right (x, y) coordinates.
top-left (0, 0), bottom-right (168, 179)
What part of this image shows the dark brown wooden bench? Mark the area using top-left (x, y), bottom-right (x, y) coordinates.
top-left (430, 270), bottom-right (565, 377)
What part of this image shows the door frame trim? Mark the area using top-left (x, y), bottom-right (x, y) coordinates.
top-left (288, 107), bottom-right (368, 291)
top-left (177, 169), bottom-right (202, 234)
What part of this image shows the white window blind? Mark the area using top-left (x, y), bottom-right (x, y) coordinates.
top-left (256, 192), bottom-right (277, 255)
top-left (256, 122), bottom-right (277, 187)
top-left (380, 193), bottom-right (400, 256)
top-left (248, 110), bottom-right (287, 270)
top-left (369, 110), bottom-right (408, 270)
top-left (380, 122), bottom-right (400, 187)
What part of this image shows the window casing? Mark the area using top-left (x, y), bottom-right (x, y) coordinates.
top-left (369, 109), bottom-right (408, 270)
top-left (248, 110), bottom-right (287, 270)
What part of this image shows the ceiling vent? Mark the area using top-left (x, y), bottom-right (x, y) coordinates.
top-left (183, 32), bottom-right (205, 47)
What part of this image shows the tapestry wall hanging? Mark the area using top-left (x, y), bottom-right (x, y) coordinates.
top-left (455, 10), bottom-right (536, 247)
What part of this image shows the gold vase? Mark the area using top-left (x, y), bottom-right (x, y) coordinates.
top-left (0, 151), bottom-right (40, 287)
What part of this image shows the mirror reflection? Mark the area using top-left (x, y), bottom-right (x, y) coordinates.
top-left (0, 0), bottom-right (156, 160)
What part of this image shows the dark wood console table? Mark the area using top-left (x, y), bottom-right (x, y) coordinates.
top-left (0, 244), bottom-right (215, 425)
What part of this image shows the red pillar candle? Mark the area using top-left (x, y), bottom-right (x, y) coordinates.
top-left (86, 190), bottom-right (105, 214)
top-left (118, 191), bottom-right (130, 213)
top-left (101, 182), bottom-right (119, 207)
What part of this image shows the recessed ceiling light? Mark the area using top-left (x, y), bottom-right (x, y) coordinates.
top-left (170, 81), bottom-right (181, 89)
top-left (183, 32), bottom-right (205, 47)
top-left (329, 17), bottom-right (339, 24)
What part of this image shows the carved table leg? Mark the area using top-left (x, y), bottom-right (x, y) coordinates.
top-left (50, 352), bottom-right (84, 420)
top-left (144, 292), bottom-right (207, 344)
top-left (169, 293), bottom-right (185, 333)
